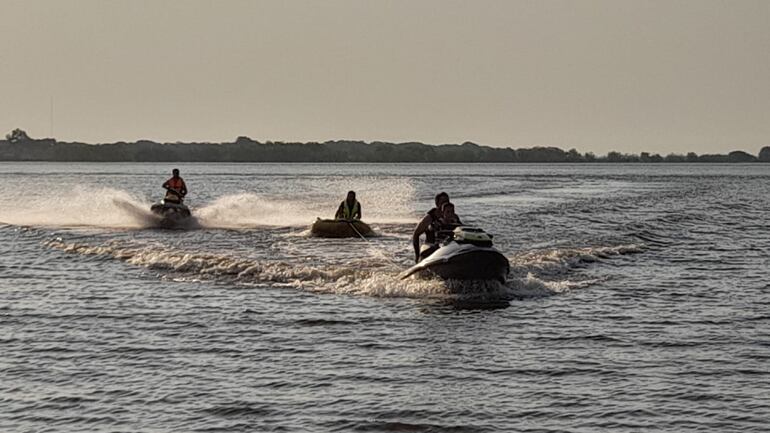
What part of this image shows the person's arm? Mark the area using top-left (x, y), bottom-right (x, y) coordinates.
top-left (356, 203), bottom-right (361, 220)
top-left (334, 202), bottom-right (344, 219)
top-left (411, 214), bottom-right (432, 262)
top-left (162, 179), bottom-right (170, 189)
top-left (180, 180), bottom-right (188, 196)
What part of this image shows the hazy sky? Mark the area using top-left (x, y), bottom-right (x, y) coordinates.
top-left (1, 0), bottom-right (768, 154)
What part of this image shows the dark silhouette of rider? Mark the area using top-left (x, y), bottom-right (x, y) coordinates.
top-left (162, 168), bottom-right (187, 203)
top-left (411, 192), bottom-right (450, 262)
top-left (335, 191), bottom-right (362, 220)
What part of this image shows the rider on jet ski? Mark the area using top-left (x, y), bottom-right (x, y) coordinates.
top-left (162, 168), bottom-right (188, 203)
top-left (412, 192), bottom-right (448, 262)
top-left (402, 202), bottom-right (508, 282)
top-left (412, 192), bottom-right (465, 262)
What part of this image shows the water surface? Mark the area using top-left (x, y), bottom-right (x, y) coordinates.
top-left (1, 163), bottom-right (768, 432)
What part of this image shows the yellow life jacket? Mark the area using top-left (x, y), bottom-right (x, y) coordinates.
top-left (342, 200), bottom-right (360, 220)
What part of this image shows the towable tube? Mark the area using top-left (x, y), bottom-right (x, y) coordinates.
top-left (310, 218), bottom-right (374, 238)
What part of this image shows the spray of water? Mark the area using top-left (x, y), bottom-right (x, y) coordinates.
top-left (193, 178), bottom-right (418, 229)
top-left (0, 185), bottom-right (158, 229)
top-left (195, 193), bottom-right (321, 228)
top-left (0, 178), bottom-right (418, 230)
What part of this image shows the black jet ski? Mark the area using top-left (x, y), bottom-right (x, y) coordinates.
top-left (402, 227), bottom-right (510, 283)
top-left (150, 189), bottom-right (193, 229)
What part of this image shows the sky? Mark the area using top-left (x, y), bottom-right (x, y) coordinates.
top-left (1, 0), bottom-right (768, 154)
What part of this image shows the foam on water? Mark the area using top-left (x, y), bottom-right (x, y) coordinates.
top-left (44, 237), bottom-right (635, 301)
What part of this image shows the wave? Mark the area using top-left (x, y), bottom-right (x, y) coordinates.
top-left (44, 239), bottom-right (643, 301)
top-left (509, 244), bottom-right (645, 278)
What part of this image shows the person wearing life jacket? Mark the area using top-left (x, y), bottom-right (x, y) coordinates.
top-left (412, 192), bottom-right (449, 262)
top-left (162, 168), bottom-right (188, 203)
top-left (335, 191), bottom-right (362, 221)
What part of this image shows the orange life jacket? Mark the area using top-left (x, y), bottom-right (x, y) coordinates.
top-left (166, 177), bottom-right (185, 191)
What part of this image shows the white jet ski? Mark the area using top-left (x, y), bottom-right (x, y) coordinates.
top-left (402, 227), bottom-right (510, 283)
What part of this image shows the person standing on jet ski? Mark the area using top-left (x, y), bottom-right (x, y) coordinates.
top-left (335, 191), bottom-right (362, 221)
top-left (162, 168), bottom-right (188, 204)
top-left (412, 192), bottom-right (450, 262)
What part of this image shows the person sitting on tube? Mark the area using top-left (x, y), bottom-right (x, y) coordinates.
top-left (335, 191), bottom-right (362, 221)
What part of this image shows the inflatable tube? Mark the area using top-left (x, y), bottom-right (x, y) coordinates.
top-left (310, 218), bottom-right (374, 238)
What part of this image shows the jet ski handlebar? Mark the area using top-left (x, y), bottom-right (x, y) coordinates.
top-left (165, 187), bottom-right (185, 196)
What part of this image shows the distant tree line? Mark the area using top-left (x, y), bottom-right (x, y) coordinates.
top-left (1, 129), bottom-right (769, 163)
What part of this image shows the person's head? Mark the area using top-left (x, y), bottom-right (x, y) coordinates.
top-left (434, 192), bottom-right (449, 208)
top-left (441, 202), bottom-right (457, 220)
top-left (346, 191), bottom-right (356, 201)
top-left (172, 168), bottom-right (180, 178)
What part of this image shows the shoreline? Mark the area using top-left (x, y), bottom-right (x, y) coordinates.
top-left (2, 135), bottom-right (768, 163)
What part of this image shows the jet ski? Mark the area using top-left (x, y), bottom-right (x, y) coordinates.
top-left (150, 188), bottom-right (193, 229)
top-left (402, 227), bottom-right (510, 283)
top-left (310, 218), bottom-right (374, 238)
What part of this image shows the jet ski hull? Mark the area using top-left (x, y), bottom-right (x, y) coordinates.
top-left (310, 218), bottom-right (373, 238)
top-left (403, 242), bottom-right (510, 283)
top-left (150, 201), bottom-right (193, 229)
